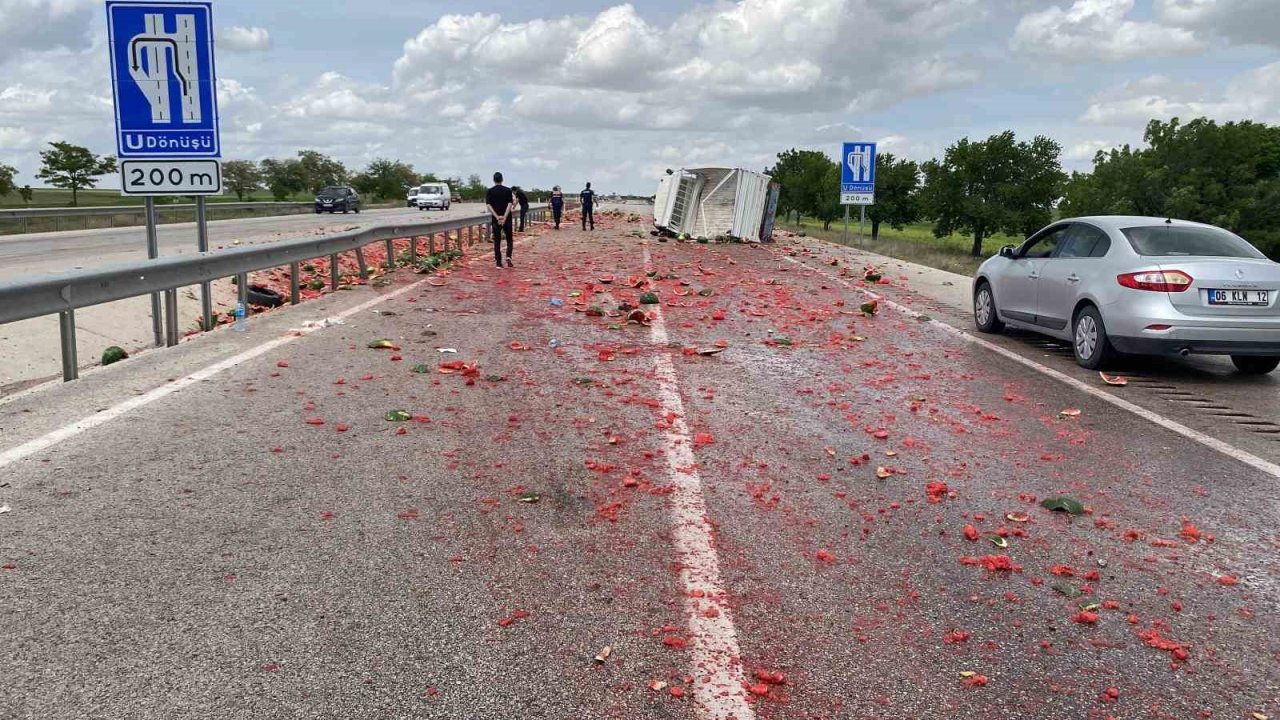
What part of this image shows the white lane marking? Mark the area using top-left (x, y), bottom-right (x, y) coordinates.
top-left (785, 256), bottom-right (1280, 480)
top-left (0, 266), bottom-right (472, 471)
top-left (644, 246), bottom-right (756, 720)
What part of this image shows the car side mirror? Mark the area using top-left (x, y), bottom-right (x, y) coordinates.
top-left (999, 245), bottom-right (1016, 259)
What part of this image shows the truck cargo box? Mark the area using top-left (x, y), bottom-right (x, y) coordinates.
top-left (654, 167), bottom-right (779, 242)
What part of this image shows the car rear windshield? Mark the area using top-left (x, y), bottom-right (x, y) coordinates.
top-left (1121, 225), bottom-right (1266, 259)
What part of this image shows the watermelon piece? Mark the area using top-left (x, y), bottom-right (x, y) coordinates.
top-left (101, 346), bottom-right (128, 366)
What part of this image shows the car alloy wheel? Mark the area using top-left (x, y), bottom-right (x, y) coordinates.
top-left (975, 288), bottom-right (993, 326)
top-left (973, 283), bottom-right (1003, 333)
top-left (1074, 313), bottom-right (1098, 361)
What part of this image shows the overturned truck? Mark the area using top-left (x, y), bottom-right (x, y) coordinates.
top-left (653, 167), bottom-right (781, 242)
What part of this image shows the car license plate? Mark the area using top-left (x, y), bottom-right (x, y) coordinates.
top-left (1208, 289), bottom-right (1269, 306)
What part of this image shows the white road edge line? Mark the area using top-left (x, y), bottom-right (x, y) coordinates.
top-left (644, 246), bottom-right (756, 720)
top-left (0, 248), bottom-right (497, 471)
top-left (784, 255), bottom-right (1280, 480)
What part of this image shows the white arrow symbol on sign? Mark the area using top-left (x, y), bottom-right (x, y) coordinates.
top-left (847, 147), bottom-right (871, 182)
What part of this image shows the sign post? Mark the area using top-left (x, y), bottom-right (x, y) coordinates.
top-left (144, 197), bottom-right (162, 346)
top-left (841, 141), bottom-right (877, 244)
top-left (107, 0), bottom-right (220, 344)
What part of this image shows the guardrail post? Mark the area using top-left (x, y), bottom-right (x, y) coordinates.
top-left (409, 236), bottom-right (418, 264)
top-left (428, 234), bottom-right (436, 255)
top-left (467, 225), bottom-right (474, 246)
top-left (355, 247), bottom-right (369, 281)
top-left (385, 239), bottom-right (395, 269)
top-left (329, 254), bottom-right (340, 290)
top-left (237, 273), bottom-right (249, 323)
top-left (59, 310), bottom-right (78, 382)
top-left (289, 262), bottom-right (301, 305)
top-left (145, 198), bottom-right (163, 347)
top-left (164, 289), bottom-right (179, 347)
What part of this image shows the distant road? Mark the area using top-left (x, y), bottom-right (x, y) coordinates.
top-left (0, 204), bottom-right (484, 281)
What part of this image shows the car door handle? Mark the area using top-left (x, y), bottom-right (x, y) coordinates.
top-left (1067, 274), bottom-right (1081, 283)
top-left (1028, 271), bottom-right (1040, 279)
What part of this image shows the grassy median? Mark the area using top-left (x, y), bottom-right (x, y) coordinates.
top-left (783, 217), bottom-right (1021, 276)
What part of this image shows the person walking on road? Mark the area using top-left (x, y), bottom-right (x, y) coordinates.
top-left (486, 172), bottom-right (515, 268)
top-left (580, 182), bottom-right (597, 231)
top-left (550, 186), bottom-right (564, 229)
top-left (514, 186), bottom-right (530, 232)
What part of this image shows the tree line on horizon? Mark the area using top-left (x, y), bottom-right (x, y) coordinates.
top-left (766, 116), bottom-right (1280, 260)
top-left (4, 116), bottom-right (1279, 260)
top-left (0, 146), bottom-right (557, 207)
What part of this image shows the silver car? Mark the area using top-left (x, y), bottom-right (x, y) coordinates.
top-left (973, 216), bottom-right (1280, 374)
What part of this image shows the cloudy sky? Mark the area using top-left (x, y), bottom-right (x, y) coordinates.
top-left (0, 0), bottom-right (1277, 194)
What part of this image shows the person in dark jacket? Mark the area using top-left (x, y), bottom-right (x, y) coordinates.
top-left (513, 186), bottom-right (530, 232)
top-left (550, 186), bottom-right (564, 229)
top-left (485, 172), bottom-right (515, 268)
top-left (580, 182), bottom-right (596, 231)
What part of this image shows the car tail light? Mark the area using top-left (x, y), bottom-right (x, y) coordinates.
top-left (1117, 270), bottom-right (1193, 292)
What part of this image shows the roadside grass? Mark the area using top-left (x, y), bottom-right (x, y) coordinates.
top-left (783, 217), bottom-right (1022, 276)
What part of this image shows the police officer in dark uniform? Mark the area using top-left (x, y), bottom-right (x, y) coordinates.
top-left (550, 186), bottom-right (564, 229)
top-left (580, 182), bottom-right (596, 231)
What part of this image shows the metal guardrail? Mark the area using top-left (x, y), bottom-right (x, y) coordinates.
top-left (0, 205), bottom-right (557, 382)
top-left (0, 201), bottom-right (314, 234)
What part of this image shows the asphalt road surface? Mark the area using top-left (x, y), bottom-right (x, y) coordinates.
top-left (1, 212), bottom-right (1277, 719)
top-left (806, 241), bottom-right (1280, 464)
top-left (0, 203), bottom-right (482, 281)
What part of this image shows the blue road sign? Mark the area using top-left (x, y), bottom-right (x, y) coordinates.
top-left (841, 142), bottom-right (876, 194)
top-left (106, 1), bottom-right (220, 158)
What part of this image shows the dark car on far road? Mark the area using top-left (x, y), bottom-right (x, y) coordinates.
top-left (315, 186), bottom-right (361, 214)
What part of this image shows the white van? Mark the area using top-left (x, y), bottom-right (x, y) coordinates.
top-left (415, 183), bottom-right (451, 211)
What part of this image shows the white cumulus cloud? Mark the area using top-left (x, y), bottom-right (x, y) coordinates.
top-left (1011, 0), bottom-right (1202, 63)
top-left (218, 25), bottom-right (272, 52)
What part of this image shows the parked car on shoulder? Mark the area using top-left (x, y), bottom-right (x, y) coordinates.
top-left (973, 216), bottom-right (1280, 374)
top-left (315, 186), bottom-right (360, 214)
top-left (415, 182), bottom-right (452, 211)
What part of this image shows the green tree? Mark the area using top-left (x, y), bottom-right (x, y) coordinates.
top-left (865, 153), bottom-right (920, 240)
top-left (34, 142), bottom-right (117, 206)
top-left (766, 149), bottom-right (833, 224)
top-left (19, 185), bottom-right (33, 205)
top-left (920, 131), bottom-right (1065, 256)
top-left (259, 157), bottom-right (306, 201)
top-left (1061, 117), bottom-right (1280, 258)
top-left (462, 173), bottom-right (486, 201)
top-left (351, 158), bottom-right (420, 201)
top-left (295, 150), bottom-right (348, 194)
top-left (814, 161), bottom-right (843, 230)
top-left (0, 163), bottom-right (15, 197)
top-left (221, 160), bottom-right (261, 201)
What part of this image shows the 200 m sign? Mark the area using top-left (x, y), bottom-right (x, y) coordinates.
top-left (120, 160), bottom-right (221, 196)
